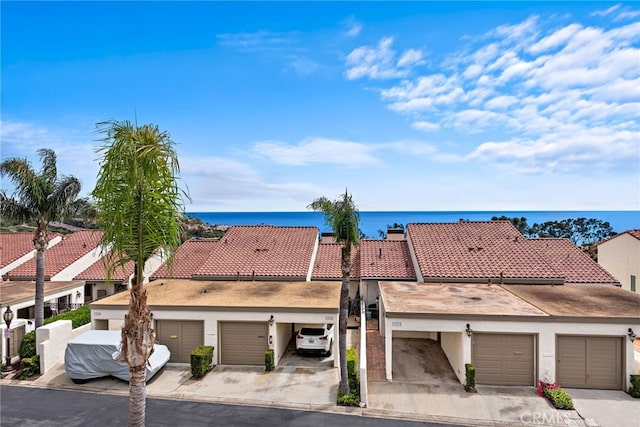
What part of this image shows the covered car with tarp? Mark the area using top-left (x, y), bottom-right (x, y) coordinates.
top-left (64, 330), bottom-right (170, 383)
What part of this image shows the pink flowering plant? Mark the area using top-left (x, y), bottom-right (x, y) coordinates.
top-left (536, 380), bottom-right (574, 409)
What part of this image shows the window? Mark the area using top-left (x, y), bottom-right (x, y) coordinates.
top-left (631, 275), bottom-right (636, 292)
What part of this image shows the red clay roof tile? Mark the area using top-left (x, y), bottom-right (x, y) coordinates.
top-left (152, 239), bottom-right (219, 279)
top-left (528, 238), bottom-right (619, 284)
top-left (1, 232), bottom-right (60, 267)
top-left (359, 239), bottom-right (416, 279)
top-left (311, 243), bottom-right (360, 279)
top-left (407, 221), bottom-right (562, 282)
top-left (7, 230), bottom-right (103, 279)
top-left (193, 226), bottom-right (318, 279)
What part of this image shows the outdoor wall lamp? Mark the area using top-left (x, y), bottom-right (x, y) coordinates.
top-left (465, 323), bottom-right (473, 337)
top-left (269, 315), bottom-right (274, 327)
top-left (76, 291), bottom-right (82, 298)
top-left (3, 306), bottom-right (14, 367)
top-left (629, 328), bottom-right (636, 343)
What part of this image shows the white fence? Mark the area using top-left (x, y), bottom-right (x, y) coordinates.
top-left (36, 320), bottom-right (91, 374)
top-left (359, 298), bottom-right (368, 407)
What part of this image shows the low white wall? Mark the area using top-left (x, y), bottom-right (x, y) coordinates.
top-left (36, 321), bottom-right (91, 374)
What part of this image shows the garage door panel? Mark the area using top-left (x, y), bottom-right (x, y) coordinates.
top-left (557, 336), bottom-right (622, 390)
top-left (156, 320), bottom-right (204, 363)
top-left (473, 334), bottom-right (535, 386)
top-left (220, 322), bottom-right (268, 365)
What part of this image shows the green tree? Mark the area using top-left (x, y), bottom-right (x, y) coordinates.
top-left (529, 217), bottom-right (616, 246)
top-left (0, 149), bottom-right (81, 327)
top-left (491, 216), bottom-right (530, 235)
top-left (91, 120), bottom-right (188, 427)
top-left (308, 189), bottom-right (360, 396)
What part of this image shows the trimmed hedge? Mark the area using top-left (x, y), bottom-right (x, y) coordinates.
top-left (537, 380), bottom-right (574, 409)
top-left (190, 345), bottom-right (214, 378)
top-left (464, 363), bottom-right (477, 392)
top-left (337, 348), bottom-right (360, 406)
top-left (630, 374), bottom-right (640, 398)
top-left (265, 349), bottom-right (274, 372)
top-left (44, 305), bottom-right (91, 329)
top-left (19, 331), bottom-right (37, 359)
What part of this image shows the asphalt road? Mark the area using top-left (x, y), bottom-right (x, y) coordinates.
top-left (0, 385), bottom-right (449, 427)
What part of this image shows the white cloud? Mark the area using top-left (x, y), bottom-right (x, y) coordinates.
top-left (345, 22), bottom-right (362, 37)
top-left (345, 37), bottom-right (424, 80)
top-left (351, 15), bottom-right (640, 174)
top-left (412, 121), bottom-right (440, 132)
top-left (252, 137), bottom-right (380, 166)
top-left (591, 4), bottom-right (621, 17)
top-left (285, 56), bottom-right (321, 76)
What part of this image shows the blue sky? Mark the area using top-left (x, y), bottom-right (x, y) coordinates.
top-left (2, 1), bottom-right (639, 212)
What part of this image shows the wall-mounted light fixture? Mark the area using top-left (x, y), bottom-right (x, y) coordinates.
top-left (269, 315), bottom-right (274, 327)
top-left (76, 291), bottom-right (82, 298)
top-left (629, 328), bottom-right (636, 343)
top-left (465, 323), bottom-right (473, 337)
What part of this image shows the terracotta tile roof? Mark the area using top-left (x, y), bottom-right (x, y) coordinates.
top-left (407, 221), bottom-right (562, 283)
top-left (527, 238), bottom-right (619, 284)
top-left (311, 243), bottom-right (361, 279)
top-left (1, 232), bottom-right (60, 267)
top-left (74, 256), bottom-right (134, 281)
top-left (151, 239), bottom-right (219, 279)
top-left (7, 230), bottom-right (103, 279)
top-left (193, 226), bottom-right (318, 279)
top-left (359, 239), bottom-right (416, 279)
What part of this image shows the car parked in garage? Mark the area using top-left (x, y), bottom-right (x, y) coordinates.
top-left (295, 324), bottom-right (333, 356)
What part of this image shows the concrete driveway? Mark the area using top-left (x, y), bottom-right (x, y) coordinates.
top-left (366, 338), bottom-right (586, 426)
top-left (27, 360), bottom-right (339, 411)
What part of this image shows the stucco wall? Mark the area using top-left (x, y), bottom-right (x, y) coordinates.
top-left (274, 321), bottom-right (292, 365)
top-left (598, 233), bottom-right (640, 292)
top-left (441, 332), bottom-right (465, 384)
top-left (92, 307), bottom-right (339, 367)
top-left (383, 316), bottom-right (639, 390)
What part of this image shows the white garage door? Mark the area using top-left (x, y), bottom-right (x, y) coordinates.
top-left (556, 336), bottom-right (622, 390)
top-left (220, 322), bottom-right (268, 365)
top-left (472, 333), bottom-right (535, 386)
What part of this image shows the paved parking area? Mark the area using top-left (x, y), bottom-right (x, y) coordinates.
top-left (278, 342), bottom-right (334, 368)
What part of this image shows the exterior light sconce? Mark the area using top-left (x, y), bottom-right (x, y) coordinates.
top-left (3, 306), bottom-right (14, 367)
top-left (76, 291), bottom-right (82, 298)
top-left (629, 328), bottom-right (636, 343)
top-left (465, 323), bottom-right (473, 337)
top-left (269, 315), bottom-right (274, 327)
top-left (268, 335), bottom-right (273, 345)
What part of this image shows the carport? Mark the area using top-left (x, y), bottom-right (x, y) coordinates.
top-left (91, 279), bottom-right (340, 368)
top-left (378, 281), bottom-right (640, 391)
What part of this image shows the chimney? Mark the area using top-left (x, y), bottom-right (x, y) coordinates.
top-left (386, 227), bottom-right (405, 240)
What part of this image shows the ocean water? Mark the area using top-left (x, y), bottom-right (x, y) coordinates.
top-left (188, 211), bottom-right (640, 239)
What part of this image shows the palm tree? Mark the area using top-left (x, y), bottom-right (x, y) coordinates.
top-left (0, 148), bottom-right (81, 327)
top-left (91, 120), bottom-right (188, 427)
top-left (308, 189), bottom-right (360, 396)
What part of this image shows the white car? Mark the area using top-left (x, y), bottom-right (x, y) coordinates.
top-left (295, 324), bottom-right (333, 356)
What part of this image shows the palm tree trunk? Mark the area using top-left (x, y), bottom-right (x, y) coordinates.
top-left (339, 247), bottom-right (350, 396)
top-left (33, 225), bottom-right (49, 328)
top-left (122, 275), bottom-right (154, 427)
top-left (128, 365), bottom-right (146, 426)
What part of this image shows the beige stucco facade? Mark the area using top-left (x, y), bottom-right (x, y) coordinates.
top-left (598, 233), bottom-right (640, 292)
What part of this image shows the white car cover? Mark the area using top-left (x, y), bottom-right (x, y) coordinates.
top-left (64, 330), bottom-right (171, 382)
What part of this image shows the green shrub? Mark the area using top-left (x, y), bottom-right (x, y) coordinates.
top-left (18, 355), bottom-right (40, 379)
top-left (337, 348), bottom-right (360, 406)
top-left (190, 345), bottom-right (214, 378)
top-left (630, 374), bottom-right (640, 398)
top-left (465, 363), bottom-right (476, 387)
top-left (265, 349), bottom-right (274, 372)
top-left (544, 387), bottom-right (574, 409)
top-left (44, 305), bottom-right (91, 328)
top-left (19, 331), bottom-right (36, 359)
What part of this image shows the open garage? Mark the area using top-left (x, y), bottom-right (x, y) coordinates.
top-left (91, 279), bottom-right (340, 368)
top-left (378, 281), bottom-right (640, 391)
